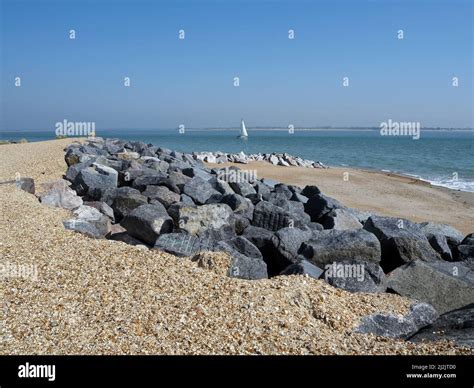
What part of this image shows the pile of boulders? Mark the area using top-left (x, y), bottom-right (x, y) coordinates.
top-left (27, 137), bottom-right (473, 345)
top-left (194, 150), bottom-right (328, 168)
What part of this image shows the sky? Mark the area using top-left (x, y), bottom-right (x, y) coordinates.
top-left (1, 0), bottom-right (473, 131)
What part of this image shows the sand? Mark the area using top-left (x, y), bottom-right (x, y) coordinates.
top-left (0, 139), bottom-right (471, 355)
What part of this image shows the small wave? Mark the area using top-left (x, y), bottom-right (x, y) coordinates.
top-left (426, 178), bottom-right (474, 193)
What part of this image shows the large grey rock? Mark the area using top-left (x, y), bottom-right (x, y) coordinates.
top-left (300, 185), bottom-right (321, 198)
top-left (364, 216), bottom-right (440, 272)
top-left (409, 304), bottom-right (474, 349)
top-left (267, 197), bottom-right (311, 226)
top-left (15, 178), bottom-right (35, 194)
top-left (269, 227), bottom-right (312, 275)
top-left (131, 171), bottom-right (167, 191)
top-left (143, 185), bottom-right (180, 208)
top-left (72, 205), bottom-right (111, 236)
top-left (112, 191), bottom-right (148, 221)
top-left (220, 194), bottom-right (254, 220)
top-left (227, 180), bottom-right (256, 198)
top-left (354, 302), bottom-right (439, 339)
top-left (320, 208), bottom-right (363, 230)
top-left (217, 239), bottom-right (268, 280)
top-left (304, 193), bottom-right (345, 222)
top-left (83, 201), bottom-right (115, 222)
top-left (322, 260), bottom-right (386, 293)
top-left (38, 180), bottom-right (83, 210)
top-left (121, 204), bottom-right (173, 245)
top-left (300, 229), bottom-right (381, 267)
top-left (73, 165), bottom-right (118, 200)
top-left (209, 177), bottom-right (235, 196)
top-left (419, 222), bottom-right (464, 246)
top-left (63, 219), bottom-right (104, 239)
top-left (182, 176), bottom-right (220, 205)
top-left (387, 260), bottom-right (474, 314)
top-left (154, 233), bottom-right (215, 257)
top-left (280, 259), bottom-right (323, 279)
top-left (252, 201), bottom-right (297, 231)
top-left (177, 204), bottom-right (235, 236)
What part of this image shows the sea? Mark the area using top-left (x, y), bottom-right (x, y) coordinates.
top-left (2, 128), bottom-right (473, 193)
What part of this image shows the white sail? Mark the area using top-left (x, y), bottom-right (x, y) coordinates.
top-left (240, 119), bottom-right (248, 137)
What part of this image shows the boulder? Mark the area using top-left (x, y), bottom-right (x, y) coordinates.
top-left (15, 178), bottom-right (35, 194)
top-left (320, 208), bottom-right (363, 230)
top-left (269, 227), bottom-right (312, 275)
top-left (63, 219), bottom-right (104, 239)
top-left (182, 177), bottom-right (220, 205)
top-left (143, 185), bottom-right (180, 208)
top-left (322, 260), bottom-right (386, 293)
top-left (112, 191), bottom-right (148, 221)
top-left (176, 204), bottom-right (235, 236)
top-left (154, 233), bottom-right (215, 257)
top-left (304, 193), bottom-right (345, 222)
top-left (83, 201), bottom-right (115, 222)
top-left (72, 205), bottom-right (111, 236)
top-left (217, 240), bottom-right (268, 280)
top-left (38, 180), bottom-right (83, 210)
top-left (354, 303), bottom-right (439, 339)
top-left (121, 204), bottom-right (173, 245)
top-left (220, 194), bottom-right (254, 220)
top-left (280, 259), bottom-right (323, 279)
top-left (386, 260), bottom-right (474, 314)
top-left (252, 201), bottom-right (296, 231)
top-left (300, 185), bottom-right (321, 198)
top-left (363, 216), bottom-right (440, 272)
top-left (131, 172), bottom-right (167, 191)
top-left (409, 304), bottom-right (474, 349)
top-left (73, 165), bottom-right (118, 200)
top-left (300, 229), bottom-right (381, 267)
top-left (229, 181), bottom-right (257, 197)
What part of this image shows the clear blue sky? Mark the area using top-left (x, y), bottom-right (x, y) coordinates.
top-left (1, 0), bottom-right (473, 130)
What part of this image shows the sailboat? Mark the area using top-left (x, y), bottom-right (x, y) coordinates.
top-left (237, 119), bottom-right (248, 139)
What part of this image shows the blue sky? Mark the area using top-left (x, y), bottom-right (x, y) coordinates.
top-left (1, 0), bottom-right (473, 130)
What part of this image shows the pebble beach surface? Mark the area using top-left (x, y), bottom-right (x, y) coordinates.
top-left (0, 139), bottom-right (471, 354)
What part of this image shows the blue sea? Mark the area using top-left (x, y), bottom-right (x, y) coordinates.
top-left (2, 129), bottom-right (474, 192)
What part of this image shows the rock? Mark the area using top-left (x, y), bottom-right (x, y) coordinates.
top-left (304, 193), bottom-right (345, 222)
top-left (83, 201), bottom-right (115, 222)
top-left (300, 229), bottom-right (381, 267)
top-left (269, 227), bottom-right (313, 275)
top-left (253, 181), bottom-right (271, 198)
top-left (180, 194), bottom-right (195, 206)
top-left (131, 171), bottom-right (167, 191)
top-left (229, 181), bottom-right (257, 197)
top-left (182, 177), bottom-right (220, 205)
top-left (63, 219), bottom-right (104, 239)
top-left (322, 260), bottom-right (386, 293)
top-left (121, 203), bottom-right (173, 245)
top-left (290, 192), bottom-right (308, 204)
top-left (182, 167), bottom-right (213, 181)
top-left (218, 236), bottom-right (262, 260)
top-left (72, 205), bottom-right (111, 236)
top-left (320, 208), bottom-right (363, 230)
top-left (209, 177), bottom-right (235, 196)
top-left (363, 216), bottom-right (440, 272)
top-left (143, 185), bottom-right (180, 208)
top-left (252, 201), bottom-right (295, 231)
top-left (387, 260), bottom-right (474, 314)
top-left (261, 178), bottom-right (279, 188)
top-left (354, 303), bottom-right (439, 339)
top-left (280, 259), bottom-right (323, 279)
top-left (300, 185), bottom-right (321, 198)
top-left (217, 240), bottom-right (268, 280)
top-left (112, 191), bottom-right (148, 221)
top-left (419, 222), bottom-right (464, 246)
top-left (38, 180), bottom-right (83, 210)
top-left (419, 222), bottom-right (464, 261)
top-left (116, 151), bottom-right (140, 161)
top-left (267, 197), bottom-right (311, 226)
top-left (220, 194), bottom-right (254, 219)
top-left (234, 214), bottom-right (251, 235)
top-left (273, 184), bottom-right (293, 199)
top-left (15, 178), bottom-right (35, 194)
top-left (269, 154), bottom-right (279, 165)
top-left (409, 304), bottom-right (474, 349)
top-left (242, 226), bottom-right (274, 254)
top-left (461, 233), bottom-right (474, 245)
top-left (176, 204), bottom-right (235, 236)
top-left (100, 186), bottom-right (141, 206)
top-left (154, 233), bottom-right (215, 257)
top-left (73, 165), bottom-right (118, 200)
